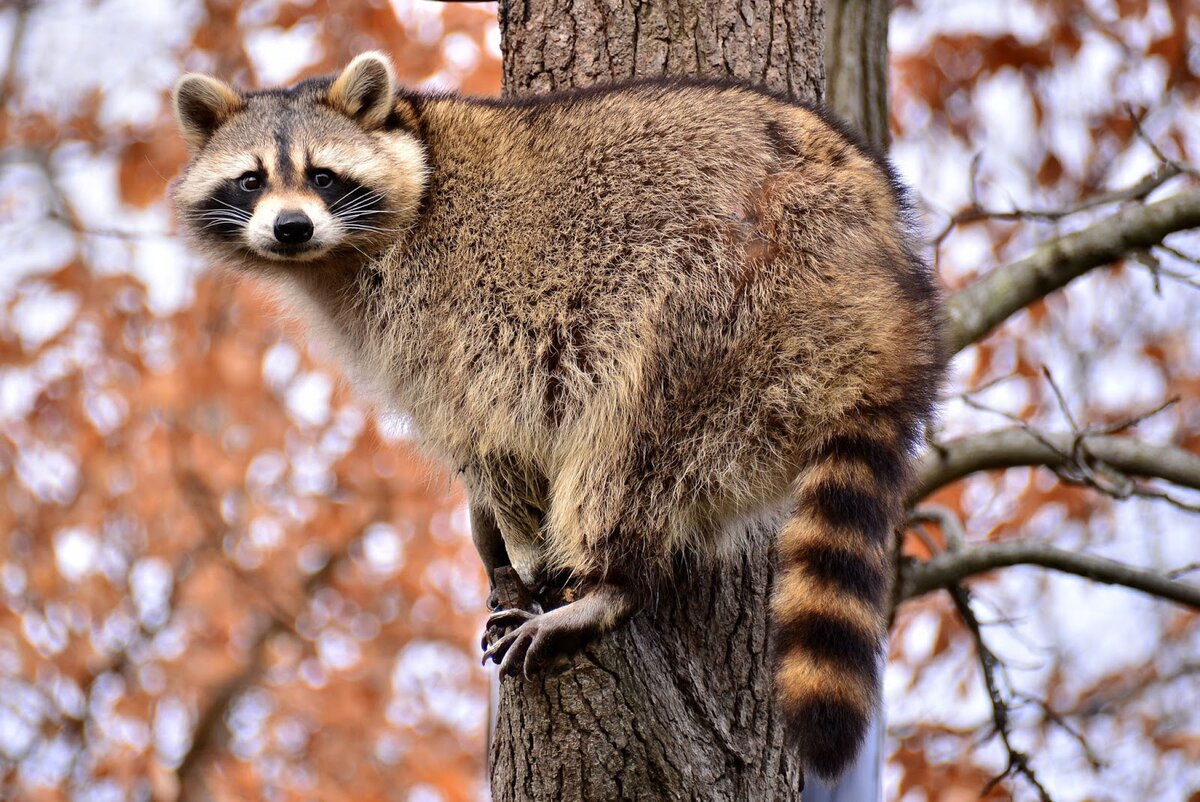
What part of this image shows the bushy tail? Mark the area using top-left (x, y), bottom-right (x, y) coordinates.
top-left (771, 410), bottom-right (911, 782)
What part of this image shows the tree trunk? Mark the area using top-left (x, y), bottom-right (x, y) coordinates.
top-left (490, 3), bottom-right (823, 800)
top-left (823, 0), bottom-right (890, 149)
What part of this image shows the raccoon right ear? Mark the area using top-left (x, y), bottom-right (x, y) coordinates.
top-left (328, 51), bottom-right (396, 130)
top-left (173, 74), bottom-right (243, 152)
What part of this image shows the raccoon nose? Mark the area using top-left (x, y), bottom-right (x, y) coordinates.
top-left (274, 211), bottom-right (314, 244)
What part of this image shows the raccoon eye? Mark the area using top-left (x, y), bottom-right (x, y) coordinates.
top-left (238, 173), bottom-right (262, 192)
top-left (311, 171), bottom-right (334, 189)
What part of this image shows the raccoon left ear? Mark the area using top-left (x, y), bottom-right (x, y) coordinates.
top-left (173, 74), bottom-right (243, 152)
top-left (328, 51), bottom-right (396, 130)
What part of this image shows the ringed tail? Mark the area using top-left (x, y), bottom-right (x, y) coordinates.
top-left (771, 408), bottom-right (912, 782)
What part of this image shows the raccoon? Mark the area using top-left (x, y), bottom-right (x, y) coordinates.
top-left (170, 51), bottom-right (945, 781)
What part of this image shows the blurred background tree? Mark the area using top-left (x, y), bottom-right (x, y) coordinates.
top-left (0, 1), bottom-right (1197, 801)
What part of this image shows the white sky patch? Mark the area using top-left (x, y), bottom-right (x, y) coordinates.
top-left (228, 688), bottom-right (273, 761)
top-left (83, 389), bottom-right (129, 435)
top-left (362, 523), bottom-right (406, 575)
top-left (890, 0), bottom-right (1047, 52)
top-left (246, 450), bottom-right (288, 491)
top-left (153, 695), bottom-right (192, 767)
top-left (420, 71), bottom-right (458, 93)
top-left (288, 444), bottom-right (333, 496)
top-left (262, 340), bottom-right (300, 389)
top-left (286, 371), bottom-right (332, 427)
top-left (129, 557), bottom-right (173, 630)
top-left (413, 12), bottom-right (445, 45)
top-left (0, 368), bottom-right (39, 422)
top-left (0, 693), bottom-right (40, 760)
top-left (16, 444), bottom-right (79, 505)
top-left (248, 516), bottom-right (284, 551)
top-left (0, 210), bottom-right (77, 302)
top-left (245, 23), bottom-right (323, 85)
top-left (975, 69), bottom-right (1038, 170)
top-left (939, 225), bottom-right (997, 285)
top-left (485, 24), bottom-right (502, 60)
top-left (389, 640), bottom-right (486, 732)
top-left (1089, 352), bottom-right (1167, 413)
top-left (407, 786), bottom-right (445, 802)
top-left (52, 527), bottom-right (97, 582)
top-left (131, 236), bottom-right (197, 315)
top-left (443, 32), bottom-right (481, 74)
top-left (316, 628), bottom-right (361, 671)
top-left (10, 286), bottom-right (78, 350)
top-left (17, 733), bottom-right (75, 789)
top-left (1037, 574), bottom-right (1162, 694)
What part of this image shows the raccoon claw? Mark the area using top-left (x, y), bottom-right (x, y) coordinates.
top-left (488, 607), bottom-right (539, 629)
top-left (480, 606), bottom-right (540, 655)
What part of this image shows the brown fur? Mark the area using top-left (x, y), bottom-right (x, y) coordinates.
top-left (170, 53), bottom-right (945, 781)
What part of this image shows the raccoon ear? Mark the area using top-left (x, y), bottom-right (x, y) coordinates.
top-left (173, 74), bottom-right (243, 151)
top-left (328, 51), bottom-right (396, 130)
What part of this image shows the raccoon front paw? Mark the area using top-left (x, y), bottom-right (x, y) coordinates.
top-left (481, 582), bottom-right (638, 679)
top-left (481, 608), bottom-right (567, 679)
top-left (480, 600), bottom-right (543, 651)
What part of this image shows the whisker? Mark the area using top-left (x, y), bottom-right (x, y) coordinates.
top-left (193, 210), bottom-right (250, 220)
top-left (205, 197), bottom-right (255, 215)
top-left (333, 191), bottom-right (385, 215)
top-left (328, 185), bottom-right (365, 210)
top-left (330, 186), bottom-right (381, 213)
top-left (191, 215), bottom-right (250, 226)
top-left (337, 211), bottom-right (386, 222)
top-left (342, 225), bottom-right (402, 234)
top-left (335, 203), bottom-right (383, 219)
top-left (193, 212), bottom-right (251, 223)
top-left (336, 201), bottom-right (386, 215)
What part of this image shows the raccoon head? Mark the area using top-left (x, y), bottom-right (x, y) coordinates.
top-left (169, 52), bottom-right (426, 269)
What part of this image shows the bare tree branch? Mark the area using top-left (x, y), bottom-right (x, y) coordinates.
top-left (900, 539), bottom-right (1200, 608)
top-left (944, 187), bottom-right (1200, 354)
top-left (907, 504), bottom-right (965, 550)
top-left (910, 429), bottom-right (1200, 504)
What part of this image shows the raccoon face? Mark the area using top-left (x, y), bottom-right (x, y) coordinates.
top-left (170, 52), bottom-right (426, 268)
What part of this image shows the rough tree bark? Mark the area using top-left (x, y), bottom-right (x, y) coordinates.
top-left (823, 0), bottom-right (890, 149)
top-left (489, 2), bottom-right (823, 800)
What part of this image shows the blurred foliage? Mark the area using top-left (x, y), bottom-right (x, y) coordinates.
top-left (1, 2), bottom-right (499, 800)
top-left (0, 1), bottom-right (1197, 801)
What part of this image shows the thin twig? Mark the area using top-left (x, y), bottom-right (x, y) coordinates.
top-left (948, 584), bottom-right (1054, 802)
top-left (929, 162), bottom-right (1183, 249)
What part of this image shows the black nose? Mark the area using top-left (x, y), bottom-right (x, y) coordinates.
top-left (274, 211), bottom-right (314, 244)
